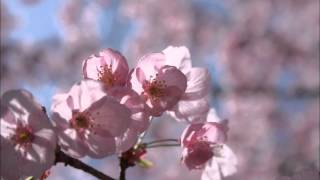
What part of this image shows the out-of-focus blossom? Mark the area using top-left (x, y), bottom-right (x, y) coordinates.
top-left (82, 48), bottom-right (129, 89)
top-left (0, 2), bottom-right (17, 40)
top-left (276, 168), bottom-right (319, 180)
top-left (107, 87), bottom-right (150, 152)
top-left (163, 46), bottom-right (210, 123)
top-left (51, 80), bottom-right (132, 158)
top-left (0, 90), bottom-right (57, 180)
top-left (130, 53), bottom-right (187, 116)
top-left (59, 0), bottom-right (101, 45)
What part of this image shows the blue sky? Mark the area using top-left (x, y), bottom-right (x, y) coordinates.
top-left (6, 0), bottom-right (62, 42)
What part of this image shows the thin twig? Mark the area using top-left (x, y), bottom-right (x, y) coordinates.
top-left (146, 144), bottom-right (180, 149)
top-left (55, 149), bottom-right (115, 180)
top-left (119, 156), bottom-right (130, 180)
top-left (144, 138), bottom-right (179, 145)
top-left (137, 117), bottom-right (153, 144)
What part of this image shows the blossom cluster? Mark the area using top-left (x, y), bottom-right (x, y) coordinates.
top-left (1, 46), bottom-right (237, 180)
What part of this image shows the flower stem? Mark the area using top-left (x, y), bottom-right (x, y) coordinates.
top-left (144, 138), bottom-right (179, 145)
top-left (55, 148), bottom-right (115, 180)
top-left (119, 156), bottom-right (129, 180)
top-left (146, 143), bottom-right (180, 149)
top-left (137, 117), bottom-right (153, 144)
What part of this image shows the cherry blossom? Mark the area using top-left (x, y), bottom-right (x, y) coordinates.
top-left (181, 108), bottom-right (237, 179)
top-left (181, 122), bottom-right (227, 170)
top-left (0, 90), bottom-right (57, 180)
top-left (51, 80), bottom-right (133, 158)
top-left (163, 46), bottom-right (211, 123)
top-left (130, 53), bottom-right (187, 116)
top-left (82, 48), bottom-right (129, 89)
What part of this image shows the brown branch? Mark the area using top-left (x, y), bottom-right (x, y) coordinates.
top-left (119, 156), bottom-right (130, 180)
top-left (54, 149), bottom-right (116, 180)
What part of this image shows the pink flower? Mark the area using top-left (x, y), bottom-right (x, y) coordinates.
top-left (82, 48), bottom-right (129, 89)
top-left (181, 122), bottom-right (227, 170)
top-left (1, 90), bottom-right (57, 180)
top-left (107, 87), bottom-right (151, 152)
top-left (180, 109), bottom-right (237, 179)
top-left (51, 80), bottom-right (133, 158)
top-left (130, 53), bottom-right (187, 116)
top-left (163, 46), bottom-right (210, 123)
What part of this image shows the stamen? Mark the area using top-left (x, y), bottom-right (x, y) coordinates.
top-left (75, 114), bottom-right (90, 128)
top-left (11, 125), bottom-right (34, 147)
top-left (70, 111), bottom-right (100, 135)
top-left (97, 64), bottom-right (116, 87)
top-left (143, 74), bottom-right (167, 101)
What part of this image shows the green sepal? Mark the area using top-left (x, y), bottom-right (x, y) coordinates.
top-left (136, 158), bottom-right (153, 169)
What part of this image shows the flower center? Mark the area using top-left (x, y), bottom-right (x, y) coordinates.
top-left (70, 111), bottom-right (102, 135)
top-left (12, 125), bottom-right (34, 147)
top-left (70, 112), bottom-right (92, 131)
top-left (97, 64), bottom-right (116, 87)
top-left (143, 74), bottom-right (167, 101)
top-left (75, 114), bottom-right (90, 128)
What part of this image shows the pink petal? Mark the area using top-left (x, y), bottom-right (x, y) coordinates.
top-left (82, 54), bottom-right (101, 80)
top-left (136, 67), bottom-right (146, 84)
top-left (201, 122), bottom-right (227, 144)
top-left (182, 68), bottom-right (210, 100)
top-left (183, 142), bottom-right (214, 170)
top-left (52, 93), bottom-right (74, 111)
top-left (135, 53), bottom-right (166, 78)
top-left (64, 80), bottom-right (107, 111)
top-left (88, 96), bottom-right (132, 137)
top-left (107, 87), bottom-right (150, 133)
top-left (84, 132), bottom-right (116, 158)
top-left (201, 160), bottom-right (222, 180)
top-left (162, 46), bottom-right (192, 74)
top-left (158, 65), bottom-right (187, 91)
top-left (0, 106), bottom-right (17, 137)
top-left (116, 129), bottom-right (139, 153)
top-left (1, 90), bottom-right (51, 131)
top-left (213, 145), bottom-right (238, 177)
top-left (58, 129), bottom-right (88, 158)
top-left (168, 97), bottom-right (209, 123)
top-left (1, 136), bottom-right (27, 180)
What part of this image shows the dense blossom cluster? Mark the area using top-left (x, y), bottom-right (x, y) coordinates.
top-left (1, 46), bottom-right (237, 179)
top-left (1, 1), bottom-right (318, 179)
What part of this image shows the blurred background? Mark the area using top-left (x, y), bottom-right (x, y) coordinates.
top-left (1, 0), bottom-right (319, 179)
